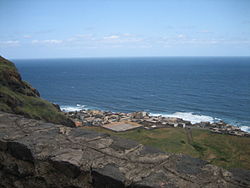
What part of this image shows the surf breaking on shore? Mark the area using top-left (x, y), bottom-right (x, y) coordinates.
top-left (60, 104), bottom-right (250, 133)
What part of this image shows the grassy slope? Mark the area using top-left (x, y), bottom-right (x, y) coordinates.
top-left (0, 56), bottom-right (74, 126)
top-left (83, 126), bottom-right (250, 170)
top-left (0, 86), bottom-right (70, 124)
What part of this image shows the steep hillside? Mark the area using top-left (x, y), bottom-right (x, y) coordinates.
top-left (0, 56), bottom-right (74, 126)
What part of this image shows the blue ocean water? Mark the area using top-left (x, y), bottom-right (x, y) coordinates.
top-left (13, 57), bottom-right (250, 132)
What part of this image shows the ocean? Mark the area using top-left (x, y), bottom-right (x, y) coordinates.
top-left (13, 57), bottom-right (250, 132)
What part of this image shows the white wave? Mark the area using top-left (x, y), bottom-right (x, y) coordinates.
top-left (150, 112), bottom-right (217, 124)
top-left (240, 126), bottom-right (250, 133)
top-left (60, 104), bottom-right (87, 112)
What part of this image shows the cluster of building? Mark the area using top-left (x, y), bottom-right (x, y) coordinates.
top-left (65, 109), bottom-right (250, 137)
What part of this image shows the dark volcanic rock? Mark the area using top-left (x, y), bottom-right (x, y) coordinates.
top-left (230, 168), bottom-right (250, 187)
top-left (175, 155), bottom-right (208, 175)
top-left (92, 164), bottom-right (125, 188)
top-left (7, 142), bottom-right (34, 162)
top-left (0, 111), bottom-right (249, 188)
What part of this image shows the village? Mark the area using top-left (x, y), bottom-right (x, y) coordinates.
top-left (64, 109), bottom-right (250, 137)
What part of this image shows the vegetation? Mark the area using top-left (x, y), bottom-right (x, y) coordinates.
top-left (0, 56), bottom-right (74, 126)
top-left (0, 86), bottom-right (69, 124)
top-left (1, 55), bottom-right (249, 170)
top-left (83, 126), bottom-right (250, 170)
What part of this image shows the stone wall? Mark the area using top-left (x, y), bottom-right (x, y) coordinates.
top-left (0, 111), bottom-right (249, 188)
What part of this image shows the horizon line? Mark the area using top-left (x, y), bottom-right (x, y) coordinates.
top-left (9, 55), bottom-right (250, 61)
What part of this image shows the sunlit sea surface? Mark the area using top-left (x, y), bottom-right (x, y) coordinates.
top-left (14, 57), bottom-right (250, 132)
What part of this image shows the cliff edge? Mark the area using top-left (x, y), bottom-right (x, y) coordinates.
top-left (1, 56), bottom-right (250, 187)
top-left (0, 56), bottom-right (74, 126)
top-left (0, 111), bottom-right (250, 187)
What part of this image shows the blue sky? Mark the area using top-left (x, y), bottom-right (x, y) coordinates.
top-left (0, 0), bottom-right (250, 59)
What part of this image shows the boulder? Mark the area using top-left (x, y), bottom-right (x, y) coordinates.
top-left (132, 111), bottom-right (149, 119)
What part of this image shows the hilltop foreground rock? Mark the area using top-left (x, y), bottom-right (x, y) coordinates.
top-left (0, 56), bottom-right (74, 126)
top-left (0, 111), bottom-right (249, 188)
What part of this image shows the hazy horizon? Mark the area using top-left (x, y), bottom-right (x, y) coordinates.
top-left (10, 56), bottom-right (250, 61)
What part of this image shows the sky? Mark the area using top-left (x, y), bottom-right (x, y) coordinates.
top-left (0, 0), bottom-right (250, 59)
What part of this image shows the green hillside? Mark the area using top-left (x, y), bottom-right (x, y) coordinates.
top-left (0, 56), bottom-right (74, 126)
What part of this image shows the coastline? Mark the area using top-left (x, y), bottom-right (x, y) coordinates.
top-left (62, 107), bottom-right (250, 137)
top-left (60, 104), bottom-right (250, 134)
top-left (16, 57), bottom-right (250, 133)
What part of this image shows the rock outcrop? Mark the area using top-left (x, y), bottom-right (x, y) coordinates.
top-left (0, 56), bottom-right (74, 126)
top-left (1, 111), bottom-right (249, 188)
top-left (0, 56), bottom-right (40, 97)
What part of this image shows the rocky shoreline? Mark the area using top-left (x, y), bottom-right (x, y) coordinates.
top-left (64, 109), bottom-right (250, 137)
